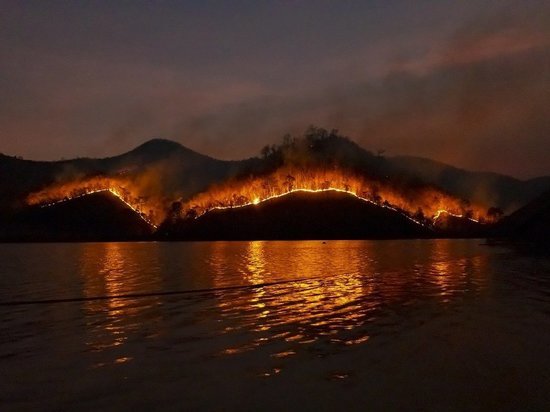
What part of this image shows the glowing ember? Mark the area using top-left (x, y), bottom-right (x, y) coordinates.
top-left (433, 209), bottom-right (480, 223)
top-left (178, 167), bottom-right (488, 226)
top-left (26, 177), bottom-right (160, 228)
top-left (198, 188), bottom-right (429, 227)
top-left (26, 166), bottom-right (491, 230)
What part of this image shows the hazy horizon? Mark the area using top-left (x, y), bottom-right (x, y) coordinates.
top-left (2, 132), bottom-right (548, 181)
top-left (1, 1), bottom-right (549, 178)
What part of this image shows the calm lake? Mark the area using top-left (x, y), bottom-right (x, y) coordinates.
top-left (1, 240), bottom-right (549, 411)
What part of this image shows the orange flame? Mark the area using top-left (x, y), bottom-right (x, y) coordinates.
top-left (180, 167), bottom-right (486, 224)
top-left (26, 166), bottom-right (489, 229)
top-left (26, 176), bottom-right (161, 227)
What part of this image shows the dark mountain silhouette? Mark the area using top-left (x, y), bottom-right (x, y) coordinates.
top-left (159, 190), bottom-right (433, 240)
top-left (391, 156), bottom-right (550, 214)
top-left (252, 129), bottom-right (550, 214)
top-left (0, 138), bottom-right (245, 211)
top-left (495, 189), bottom-right (550, 242)
top-left (432, 213), bottom-right (488, 238)
top-left (1, 128), bottom-right (549, 241)
top-left (0, 191), bottom-right (153, 242)
top-left (2, 132), bottom-right (547, 215)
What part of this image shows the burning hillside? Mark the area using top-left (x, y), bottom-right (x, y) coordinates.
top-left (26, 176), bottom-right (162, 227)
top-left (174, 166), bottom-right (487, 225)
top-left (3, 190), bottom-right (153, 242)
top-left (23, 128), bottom-right (506, 237)
top-left (162, 190), bottom-right (434, 240)
top-left (25, 166), bottom-right (489, 234)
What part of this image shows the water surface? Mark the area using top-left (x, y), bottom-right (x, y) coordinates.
top-left (1, 240), bottom-right (549, 411)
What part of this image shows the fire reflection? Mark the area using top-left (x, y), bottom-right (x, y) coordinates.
top-left (208, 240), bottom-right (489, 356)
top-left (244, 241), bottom-right (267, 284)
top-left (244, 241), bottom-right (268, 324)
top-left (74, 240), bottom-right (490, 367)
top-left (428, 239), bottom-right (488, 302)
top-left (210, 241), bottom-right (374, 351)
top-left (79, 243), bottom-right (162, 361)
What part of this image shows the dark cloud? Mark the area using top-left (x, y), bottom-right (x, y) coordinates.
top-left (170, 7), bottom-right (550, 178)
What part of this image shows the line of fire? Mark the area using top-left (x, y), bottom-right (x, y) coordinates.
top-left (26, 166), bottom-right (501, 233)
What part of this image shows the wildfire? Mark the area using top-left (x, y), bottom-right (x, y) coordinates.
top-left (26, 166), bottom-right (490, 230)
top-left (201, 187), bottom-right (430, 227)
top-left (433, 209), bottom-right (480, 223)
top-left (26, 176), bottom-right (160, 228)
top-left (179, 167), bottom-right (488, 226)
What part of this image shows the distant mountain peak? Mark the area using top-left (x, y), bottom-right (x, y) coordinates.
top-left (122, 138), bottom-right (212, 161)
top-left (132, 138), bottom-right (184, 153)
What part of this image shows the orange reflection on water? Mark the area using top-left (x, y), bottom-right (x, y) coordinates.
top-left (428, 239), bottom-right (488, 302)
top-left (208, 240), bottom-right (490, 356)
top-left (79, 243), bottom-right (162, 359)
top-left (245, 241), bottom-right (269, 321)
top-left (72, 240), bottom-right (490, 366)
top-left (210, 241), bottom-right (374, 351)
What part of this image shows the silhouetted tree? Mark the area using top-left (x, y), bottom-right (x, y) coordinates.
top-left (168, 201), bottom-right (182, 221)
top-left (285, 174), bottom-right (296, 191)
top-left (460, 199), bottom-right (471, 214)
top-left (185, 208), bottom-right (198, 219)
top-left (261, 179), bottom-right (270, 194)
top-left (282, 133), bottom-right (294, 148)
top-left (487, 206), bottom-right (504, 221)
top-left (260, 145), bottom-right (271, 159)
top-left (414, 208), bottom-right (425, 222)
top-left (236, 195), bottom-right (249, 205)
top-left (120, 187), bottom-right (130, 200)
top-left (369, 186), bottom-right (382, 204)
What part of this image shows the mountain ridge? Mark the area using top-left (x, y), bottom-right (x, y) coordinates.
top-left (2, 128), bottom-right (549, 242)
top-left (390, 155), bottom-right (550, 213)
top-left (1, 133), bottom-right (549, 216)
top-left (495, 189), bottom-right (550, 242)
top-left (159, 190), bottom-right (435, 241)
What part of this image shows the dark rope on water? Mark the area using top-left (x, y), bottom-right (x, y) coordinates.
top-left (0, 276), bottom-right (327, 307)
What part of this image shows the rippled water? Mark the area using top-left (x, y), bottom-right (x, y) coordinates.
top-left (1, 240), bottom-right (549, 411)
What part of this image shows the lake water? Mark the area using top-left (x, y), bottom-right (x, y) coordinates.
top-left (1, 240), bottom-right (549, 411)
